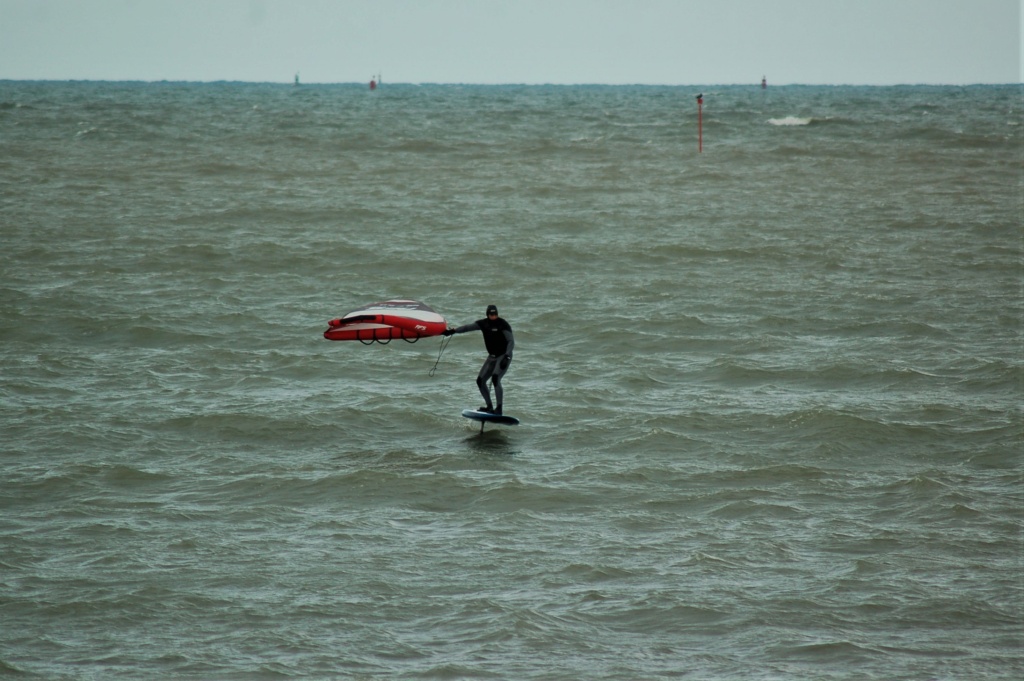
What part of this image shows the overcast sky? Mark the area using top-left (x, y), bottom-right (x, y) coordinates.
top-left (1, 0), bottom-right (1020, 85)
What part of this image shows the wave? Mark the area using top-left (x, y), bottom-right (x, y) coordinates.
top-left (768, 116), bottom-right (814, 126)
top-left (767, 115), bottom-right (857, 127)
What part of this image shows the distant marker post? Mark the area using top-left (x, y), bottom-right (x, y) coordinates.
top-left (696, 93), bottom-right (703, 153)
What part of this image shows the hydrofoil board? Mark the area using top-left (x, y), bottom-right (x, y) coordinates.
top-left (462, 409), bottom-right (520, 431)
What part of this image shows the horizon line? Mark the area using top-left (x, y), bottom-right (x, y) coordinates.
top-left (2, 78), bottom-right (1020, 87)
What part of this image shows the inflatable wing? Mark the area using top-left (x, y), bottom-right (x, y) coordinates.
top-left (324, 299), bottom-right (448, 344)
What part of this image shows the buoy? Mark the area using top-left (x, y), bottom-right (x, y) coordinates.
top-left (696, 93), bottom-right (703, 154)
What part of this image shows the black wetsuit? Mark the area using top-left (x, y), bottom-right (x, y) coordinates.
top-left (451, 317), bottom-right (514, 412)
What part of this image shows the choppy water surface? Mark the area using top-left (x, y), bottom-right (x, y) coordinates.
top-left (1, 81), bottom-right (1022, 679)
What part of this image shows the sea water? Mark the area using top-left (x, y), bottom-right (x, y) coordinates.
top-left (1, 81), bottom-right (1021, 680)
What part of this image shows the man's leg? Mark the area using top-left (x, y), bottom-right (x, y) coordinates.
top-left (490, 355), bottom-right (511, 414)
top-left (476, 356), bottom-right (498, 411)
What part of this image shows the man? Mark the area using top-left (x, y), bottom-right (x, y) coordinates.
top-left (443, 304), bottom-right (514, 415)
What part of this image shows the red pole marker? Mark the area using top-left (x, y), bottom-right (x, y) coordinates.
top-left (696, 93), bottom-right (703, 153)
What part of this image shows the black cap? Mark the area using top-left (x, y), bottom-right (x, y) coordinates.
top-left (486, 305), bottom-right (498, 315)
